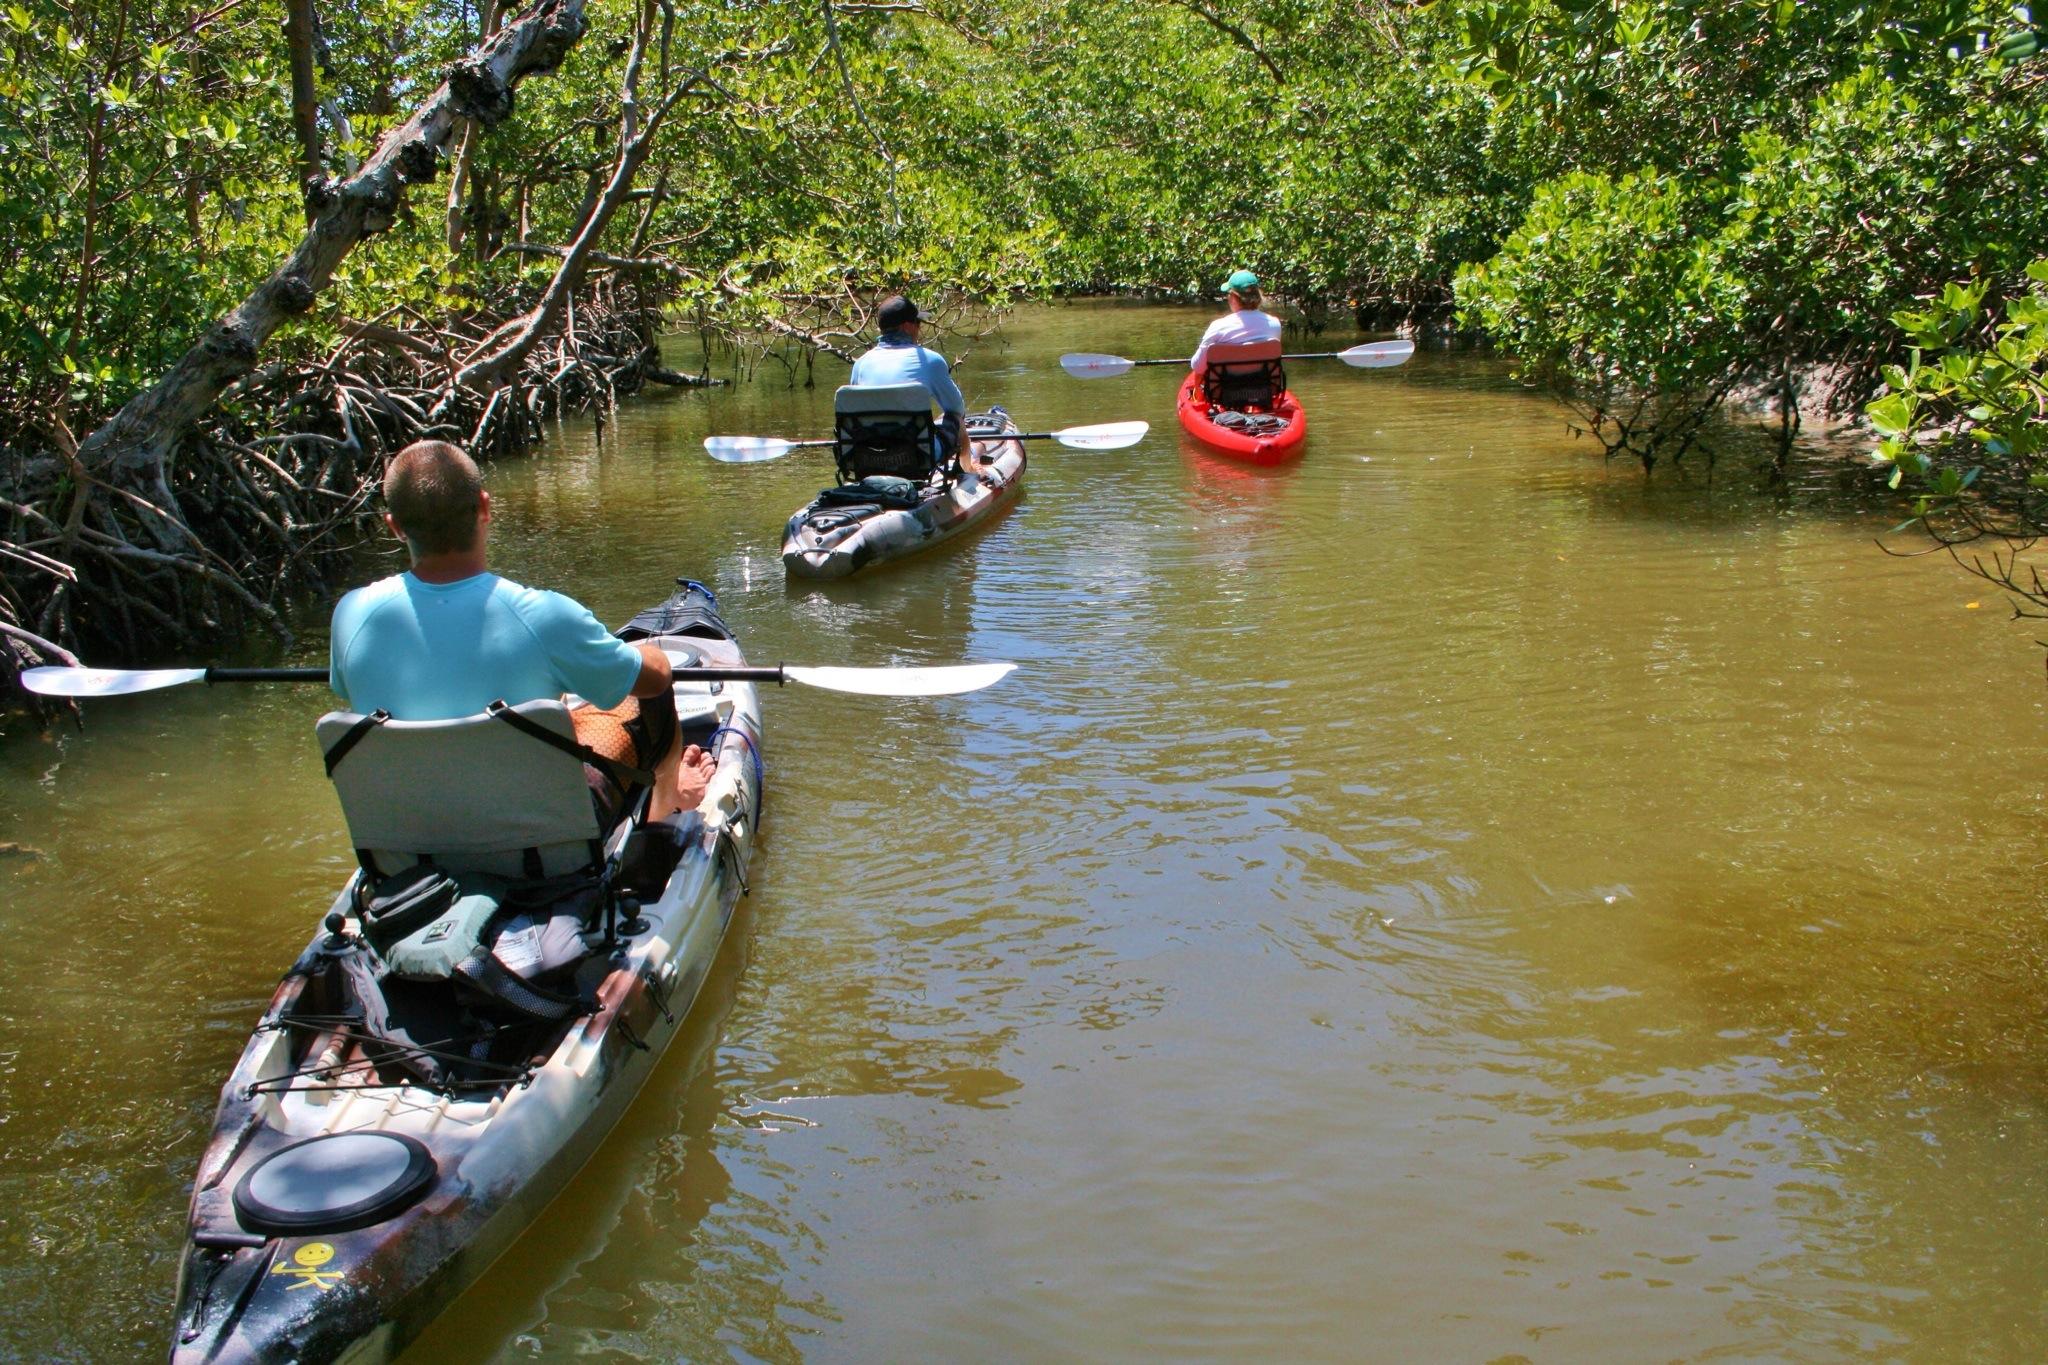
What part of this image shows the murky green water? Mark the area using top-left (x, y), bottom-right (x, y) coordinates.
top-left (4, 301), bottom-right (2048, 1361)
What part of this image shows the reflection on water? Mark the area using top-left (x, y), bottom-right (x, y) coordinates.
top-left (3, 301), bottom-right (2047, 1360)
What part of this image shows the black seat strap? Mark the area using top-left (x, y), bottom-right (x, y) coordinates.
top-left (323, 710), bottom-right (391, 777)
top-left (486, 701), bottom-right (655, 793)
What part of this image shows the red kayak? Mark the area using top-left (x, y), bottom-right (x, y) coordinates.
top-left (1175, 339), bottom-right (1307, 464)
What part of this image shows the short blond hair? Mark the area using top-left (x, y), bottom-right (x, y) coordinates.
top-left (384, 441), bottom-right (483, 555)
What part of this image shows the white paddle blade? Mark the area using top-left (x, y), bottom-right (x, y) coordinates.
top-left (704, 436), bottom-right (798, 463)
top-left (1339, 340), bottom-right (1417, 368)
top-left (1059, 353), bottom-right (1137, 379)
top-left (1053, 420), bottom-right (1150, 450)
top-left (19, 666), bottom-right (208, 697)
top-left (784, 662), bottom-right (1017, 697)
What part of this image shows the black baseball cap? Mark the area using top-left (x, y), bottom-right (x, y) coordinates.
top-left (877, 295), bottom-right (922, 329)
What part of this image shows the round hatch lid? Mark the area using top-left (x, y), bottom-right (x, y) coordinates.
top-left (233, 1132), bottom-right (435, 1234)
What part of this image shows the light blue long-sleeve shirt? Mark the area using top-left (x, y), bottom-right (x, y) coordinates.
top-left (848, 331), bottom-right (966, 415)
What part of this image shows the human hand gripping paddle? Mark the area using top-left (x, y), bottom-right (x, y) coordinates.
top-left (703, 420), bottom-right (1148, 463)
top-left (1058, 340), bottom-right (1416, 379)
top-left (20, 658), bottom-right (1016, 700)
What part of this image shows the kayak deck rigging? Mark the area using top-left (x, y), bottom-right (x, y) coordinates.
top-left (247, 1014), bottom-right (542, 1096)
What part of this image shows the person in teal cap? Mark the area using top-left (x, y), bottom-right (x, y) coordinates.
top-left (1191, 269), bottom-right (1282, 371)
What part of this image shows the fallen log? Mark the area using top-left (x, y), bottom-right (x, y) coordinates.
top-left (642, 363), bottom-right (725, 388)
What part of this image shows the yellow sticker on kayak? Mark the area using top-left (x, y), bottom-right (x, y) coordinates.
top-left (271, 1242), bottom-right (343, 1291)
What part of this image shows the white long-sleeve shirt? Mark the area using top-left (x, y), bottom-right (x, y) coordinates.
top-left (1190, 309), bottom-right (1283, 370)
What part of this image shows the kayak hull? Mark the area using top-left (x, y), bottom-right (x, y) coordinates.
top-left (782, 407), bottom-right (1025, 579)
top-left (1175, 372), bottom-right (1307, 465)
top-left (168, 598), bottom-right (764, 1365)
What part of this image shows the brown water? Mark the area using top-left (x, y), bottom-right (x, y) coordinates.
top-left (4, 300), bottom-right (2047, 1362)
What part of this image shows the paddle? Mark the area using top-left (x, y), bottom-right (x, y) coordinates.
top-left (1059, 340), bottom-right (1417, 379)
top-left (20, 660), bottom-right (1017, 700)
top-left (704, 420), bottom-right (1148, 464)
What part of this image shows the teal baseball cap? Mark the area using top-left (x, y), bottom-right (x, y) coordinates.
top-left (1221, 269), bottom-right (1260, 292)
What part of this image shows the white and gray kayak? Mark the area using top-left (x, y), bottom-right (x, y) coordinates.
top-left (782, 407), bottom-right (1025, 579)
top-left (168, 581), bottom-right (763, 1363)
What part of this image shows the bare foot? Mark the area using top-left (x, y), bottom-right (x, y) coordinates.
top-left (669, 743), bottom-right (716, 815)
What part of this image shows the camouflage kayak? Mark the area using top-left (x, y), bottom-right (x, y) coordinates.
top-left (168, 582), bottom-right (764, 1363)
top-left (782, 407), bottom-right (1025, 579)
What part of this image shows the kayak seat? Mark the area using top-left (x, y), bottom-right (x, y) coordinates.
top-left (833, 383), bottom-right (944, 484)
top-left (1201, 339), bottom-right (1287, 412)
top-left (316, 700), bottom-right (614, 883)
top-left (317, 702), bottom-right (625, 1058)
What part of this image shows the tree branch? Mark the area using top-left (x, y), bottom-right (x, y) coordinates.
top-left (502, 240), bottom-right (700, 279)
top-left (0, 620), bottom-right (82, 667)
top-left (452, 0), bottom-right (703, 391)
top-left (447, 0), bottom-right (505, 249)
top-left (283, 0), bottom-right (324, 197)
top-left (1161, 0), bottom-right (1284, 83)
top-left (74, 0), bottom-right (592, 487)
top-left (822, 0), bottom-right (900, 229)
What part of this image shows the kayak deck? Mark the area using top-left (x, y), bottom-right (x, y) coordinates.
top-left (1176, 371), bottom-right (1307, 465)
top-left (782, 407), bottom-right (1026, 579)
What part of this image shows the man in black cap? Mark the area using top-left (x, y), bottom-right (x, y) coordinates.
top-left (849, 294), bottom-right (966, 461)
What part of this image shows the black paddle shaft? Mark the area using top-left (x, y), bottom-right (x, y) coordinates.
top-left (1127, 351), bottom-right (1374, 366)
top-left (675, 666), bottom-right (786, 686)
top-left (773, 430), bottom-right (1072, 445)
top-left (199, 665), bottom-right (791, 686)
top-left (204, 667), bottom-right (331, 683)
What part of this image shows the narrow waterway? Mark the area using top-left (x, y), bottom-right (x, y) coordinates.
top-left (4, 300), bottom-right (2047, 1361)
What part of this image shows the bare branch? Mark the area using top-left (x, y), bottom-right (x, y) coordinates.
top-left (1161, 0), bottom-right (1285, 83)
top-left (0, 620), bottom-right (81, 667)
top-left (74, 0), bottom-right (593, 487)
top-left (822, 0), bottom-right (900, 229)
top-left (452, 0), bottom-right (706, 391)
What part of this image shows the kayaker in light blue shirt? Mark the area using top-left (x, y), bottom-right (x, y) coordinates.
top-left (329, 440), bottom-right (713, 821)
top-left (848, 294), bottom-right (966, 461)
